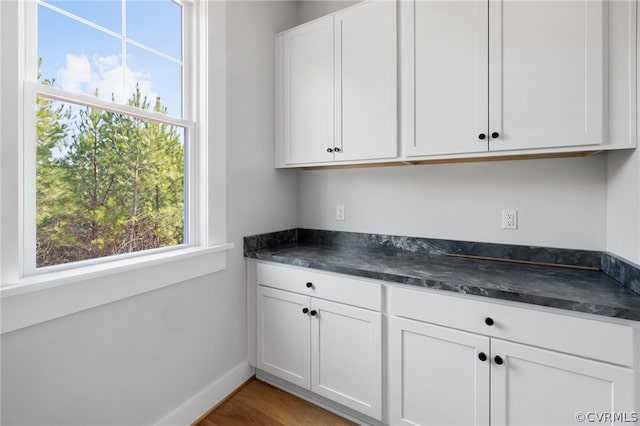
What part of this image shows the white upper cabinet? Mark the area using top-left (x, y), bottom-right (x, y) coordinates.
top-left (277, 0), bottom-right (397, 166)
top-left (277, 0), bottom-right (636, 167)
top-left (335, 1), bottom-right (397, 162)
top-left (402, 0), bottom-right (637, 158)
top-left (282, 17), bottom-right (335, 165)
top-left (488, 0), bottom-right (605, 151)
top-left (409, 0), bottom-right (489, 156)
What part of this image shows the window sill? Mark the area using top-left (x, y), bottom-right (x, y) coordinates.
top-left (0, 243), bottom-right (233, 334)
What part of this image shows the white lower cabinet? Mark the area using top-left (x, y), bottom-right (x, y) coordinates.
top-left (311, 297), bottom-right (382, 418)
top-left (257, 278), bottom-right (383, 420)
top-left (251, 262), bottom-right (638, 425)
top-left (491, 339), bottom-right (636, 426)
top-left (389, 293), bottom-right (637, 426)
top-left (257, 286), bottom-right (311, 389)
top-left (388, 317), bottom-right (490, 426)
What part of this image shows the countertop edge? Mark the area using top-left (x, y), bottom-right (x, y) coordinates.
top-left (246, 251), bottom-right (640, 322)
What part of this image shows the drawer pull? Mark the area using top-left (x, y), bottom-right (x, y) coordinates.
top-left (485, 317), bottom-right (494, 326)
top-left (306, 282), bottom-right (313, 289)
top-left (302, 307), bottom-right (309, 314)
top-left (494, 355), bottom-right (504, 365)
top-left (478, 352), bottom-right (487, 362)
top-left (310, 310), bottom-right (318, 316)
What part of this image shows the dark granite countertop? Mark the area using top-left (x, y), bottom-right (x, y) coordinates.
top-left (245, 230), bottom-right (640, 322)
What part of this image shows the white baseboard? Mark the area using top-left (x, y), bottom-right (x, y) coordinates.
top-left (155, 362), bottom-right (255, 426)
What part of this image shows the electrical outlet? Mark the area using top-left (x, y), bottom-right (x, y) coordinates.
top-left (336, 205), bottom-right (345, 221)
top-left (502, 209), bottom-right (518, 230)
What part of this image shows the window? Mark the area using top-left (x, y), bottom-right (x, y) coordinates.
top-left (0, 0), bottom-right (229, 332)
top-left (27, 0), bottom-right (194, 272)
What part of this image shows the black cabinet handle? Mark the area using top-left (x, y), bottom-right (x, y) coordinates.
top-left (334, 147), bottom-right (341, 152)
top-left (479, 133), bottom-right (486, 140)
top-left (485, 317), bottom-right (494, 326)
top-left (310, 310), bottom-right (317, 316)
top-left (494, 355), bottom-right (504, 365)
top-left (302, 307), bottom-right (309, 314)
top-left (306, 282), bottom-right (313, 288)
top-left (327, 148), bottom-right (334, 153)
top-left (491, 132), bottom-right (500, 139)
top-left (478, 352), bottom-right (487, 362)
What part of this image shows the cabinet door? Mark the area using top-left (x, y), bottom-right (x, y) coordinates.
top-left (488, 0), bottom-right (605, 151)
top-left (405, 0), bottom-right (489, 156)
top-left (311, 298), bottom-right (382, 420)
top-left (491, 339), bottom-right (637, 426)
top-left (283, 17), bottom-right (335, 164)
top-left (335, 0), bottom-right (397, 162)
top-left (389, 316), bottom-right (490, 426)
top-left (257, 286), bottom-right (311, 389)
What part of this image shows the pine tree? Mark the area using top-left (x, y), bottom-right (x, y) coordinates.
top-left (36, 64), bottom-right (185, 267)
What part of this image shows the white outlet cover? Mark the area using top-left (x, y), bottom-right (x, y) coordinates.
top-left (336, 205), bottom-right (345, 221)
top-left (502, 209), bottom-right (518, 230)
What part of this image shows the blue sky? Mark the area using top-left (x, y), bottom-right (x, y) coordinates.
top-left (38, 0), bottom-right (183, 118)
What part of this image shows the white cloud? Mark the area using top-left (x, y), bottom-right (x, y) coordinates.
top-left (94, 54), bottom-right (119, 72)
top-left (57, 53), bottom-right (158, 107)
top-left (58, 54), bottom-right (91, 93)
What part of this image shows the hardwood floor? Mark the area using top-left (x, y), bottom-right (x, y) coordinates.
top-left (194, 378), bottom-right (356, 426)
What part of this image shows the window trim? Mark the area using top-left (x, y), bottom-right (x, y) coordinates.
top-left (1, 244), bottom-right (232, 334)
top-left (24, 83), bottom-right (196, 276)
top-left (25, 0), bottom-right (196, 274)
top-left (0, 0), bottom-right (229, 333)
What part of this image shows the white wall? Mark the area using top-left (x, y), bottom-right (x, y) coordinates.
top-left (0, 2), bottom-right (298, 425)
top-left (228, 2), bottom-right (299, 241)
top-left (295, 0), bottom-right (627, 255)
top-left (299, 157), bottom-right (608, 250)
top-left (607, 138), bottom-right (640, 264)
top-left (297, 0), bottom-right (360, 23)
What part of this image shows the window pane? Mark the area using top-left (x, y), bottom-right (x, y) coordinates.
top-left (42, 0), bottom-right (122, 33)
top-left (38, 5), bottom-right (124, 102)
top-left (126, 0), bottom-right (182, 60)
top-left (36, 96), bottom-right (185, 268)
top-left (126, 43), bottom-right (183, 118)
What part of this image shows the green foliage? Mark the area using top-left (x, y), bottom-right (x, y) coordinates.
top-left (36, 67), bottom-right (184, 267)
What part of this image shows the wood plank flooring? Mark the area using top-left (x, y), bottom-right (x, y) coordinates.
top-left (194, 378), bottom-right (356, 426)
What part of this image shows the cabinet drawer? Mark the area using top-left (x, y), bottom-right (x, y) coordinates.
top-left (257, 262), bottom-right (382, 311)
top-left (389, 286), bottom-right (636, 368)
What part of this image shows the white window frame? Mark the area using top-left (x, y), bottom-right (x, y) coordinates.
top-left (0, 0), bottom-right (230, 334)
